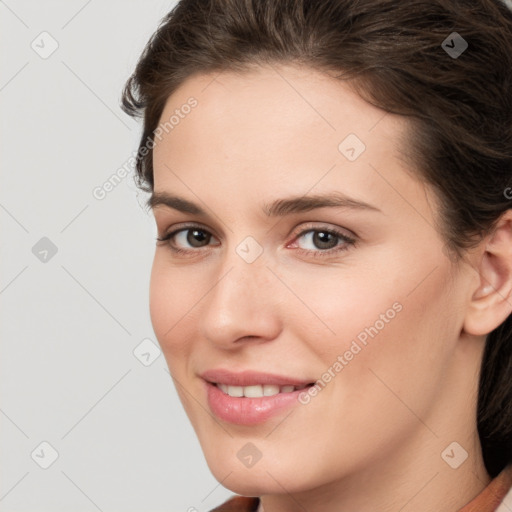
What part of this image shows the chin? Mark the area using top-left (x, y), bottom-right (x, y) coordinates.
top-left (207, 456), bottom-right (313, 496)
top-left (219, 477), bottom-right (293, 497)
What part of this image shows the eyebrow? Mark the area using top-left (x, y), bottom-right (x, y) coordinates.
top-left (147, 191), bottom-right (381, 217)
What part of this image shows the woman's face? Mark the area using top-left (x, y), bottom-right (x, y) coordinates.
top-left (150, 64), bottom-right (479, 495)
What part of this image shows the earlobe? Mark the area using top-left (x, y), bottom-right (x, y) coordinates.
top-left (463, 211), bottom-right (512, 336)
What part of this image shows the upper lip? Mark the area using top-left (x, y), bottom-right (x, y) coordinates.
top-left (200, 369), bottom-right (315, 387)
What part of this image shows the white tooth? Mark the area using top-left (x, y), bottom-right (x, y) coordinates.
top-left (227, 385), bottom-right (244, 397)
top-left (243, 385), bottom-right (264, 398)
top-left (218, 383), bottom-right (229, 394)
top-left (263, 384), bottom-right (280, 396)
top-left (218, 383), bottom-right (300, 397)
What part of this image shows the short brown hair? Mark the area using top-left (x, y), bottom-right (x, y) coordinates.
top-left (121, 0), bottom-right (512, 477)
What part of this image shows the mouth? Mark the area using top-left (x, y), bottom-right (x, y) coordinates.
top-left (203, 379), bottom-right (317, 425)
top-left (199, 369), bottom-right (318, 424)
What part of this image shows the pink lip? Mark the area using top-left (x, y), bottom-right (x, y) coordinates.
top-left (200, 368), bottom-right (314, 387)
top-left (203, 380), bottom-right (312, 425)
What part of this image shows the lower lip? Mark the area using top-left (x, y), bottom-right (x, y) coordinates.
top-left (204, 380), bottom-right (310, 426)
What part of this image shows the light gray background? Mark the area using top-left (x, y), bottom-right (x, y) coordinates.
top-left (3, 1), bottom-right (512, 512)
top-left (1, 1), bottom-right (233, 511)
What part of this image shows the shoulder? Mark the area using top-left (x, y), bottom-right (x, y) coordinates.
top-left (209, 495), bottom-right (260, 512)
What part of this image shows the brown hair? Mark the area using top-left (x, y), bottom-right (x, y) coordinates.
top-left (121, 0), bottom-right (512, 477)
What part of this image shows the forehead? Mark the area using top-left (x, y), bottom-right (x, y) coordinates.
top-left (154, 64), bottom-right (403, 157)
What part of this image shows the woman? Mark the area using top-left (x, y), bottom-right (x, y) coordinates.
top-left (121, 1), bottom-right (512, 510)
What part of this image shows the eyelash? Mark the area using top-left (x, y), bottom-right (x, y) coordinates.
top-left (156, 223), bottom-right (357, 259)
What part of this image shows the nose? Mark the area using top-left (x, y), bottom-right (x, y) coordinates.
top-left (199, 250), bottom-right (282, 349)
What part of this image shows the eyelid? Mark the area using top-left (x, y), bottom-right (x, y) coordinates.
top-left (157, 221), bottom-right (216, 240)
top-left (289, 221), bottom-right (356, 242)
top-left (157, 220), bottom-right (355, 240)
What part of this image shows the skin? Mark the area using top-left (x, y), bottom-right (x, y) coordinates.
top-left (149, 64), bottom-right (512, 512)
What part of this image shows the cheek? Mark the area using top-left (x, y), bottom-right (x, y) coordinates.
top-left (281, 262), bottom-right (403, 354)
top-left (149, 255), bottom-right (197, 359)
top-left (295, 252), bottom-right (457, 390)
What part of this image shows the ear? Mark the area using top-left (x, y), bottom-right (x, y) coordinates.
top-left (463, 210), bottom-right (512, 336)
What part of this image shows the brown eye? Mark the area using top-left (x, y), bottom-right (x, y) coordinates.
top-left (294, 228), bottom-right (354, 253)
top-left (156, 225), bottom-right (220, 253)
top-left (185, 228), bottom-right (210, 247)
top-left (310, 231), bottom-right (339, 250)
